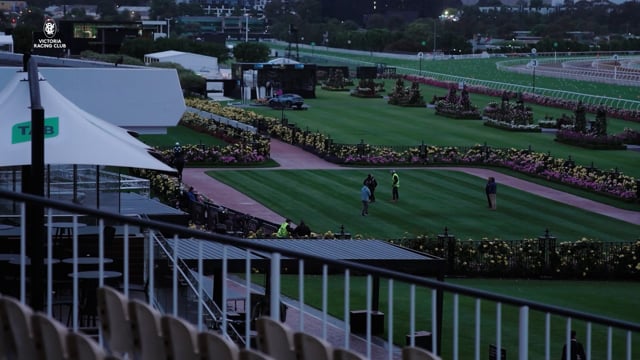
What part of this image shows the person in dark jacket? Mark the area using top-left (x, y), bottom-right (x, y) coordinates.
top-left (174, 142), bottom-right (185, 182)
top-left (485, 176), bottom-right (497, 210)
top-left (363, 174), bottom-right (378, 202)
top-left (293, 220), bottom-right (311, 237)
top-left (561, 331), bottom-right (586, 360)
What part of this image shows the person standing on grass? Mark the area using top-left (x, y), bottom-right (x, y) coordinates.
top-left (561, 331), bottom-right (586, 360)
top-left (361, 183), bottom-right (371, 216)
top-left (485, 176), bottom-right (497, 210)
top-left (391, 170), bottom-right (400, 202)
top-left (364, 174), bottom-right (378, 202)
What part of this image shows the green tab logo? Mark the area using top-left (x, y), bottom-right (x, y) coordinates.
top-left (12, 117), bottom-right (59, 144)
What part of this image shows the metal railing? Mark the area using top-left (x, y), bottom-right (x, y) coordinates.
top-left (1, 189), bottom-right (639, 360)
top-left (293, 43), bottom-right (640, 111)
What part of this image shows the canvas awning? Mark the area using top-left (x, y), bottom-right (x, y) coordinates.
top-left (266, 57), bottom-right (300, 65)
top-left (0, 71), bottom-right (175, 172)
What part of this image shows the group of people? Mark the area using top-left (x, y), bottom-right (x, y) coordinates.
top-left (359, 171), bottom-right (498, 216)
top-left (360, 171), bottom-right (400, 216)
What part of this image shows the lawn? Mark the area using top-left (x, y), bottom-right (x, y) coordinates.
top-left (248, 85), bottom-right (640, 178)
top-left (207, 169), bottom-right (639, 241)
top-left (270, 275), bottom-right (640, 360)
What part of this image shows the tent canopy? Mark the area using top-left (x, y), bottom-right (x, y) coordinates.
top-left (0, 71), bottom-right (175, 172)
top-left (267, 57), bottom-right (301, 65)
top-left (144, 50), bottom-right (220, 79)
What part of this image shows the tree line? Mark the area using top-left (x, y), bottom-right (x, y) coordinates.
top-left (4, 0), bottom-right (640, 56)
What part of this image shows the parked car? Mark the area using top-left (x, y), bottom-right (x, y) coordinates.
top-left (268, 94), bottom-right (305, 109)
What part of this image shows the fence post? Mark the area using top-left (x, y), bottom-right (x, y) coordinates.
top-left (538, 228), bottom-right (556, 276)
top-left (564, 155), bottom-right (575, 168)
top-left (483, 142), bottom-right (488, 162)
top-left (336, 224), bottom-right (351, 239)
top-left (438, 227), bottom-right (455, 272)
top-left (324, 135), bottom-right (332, 154)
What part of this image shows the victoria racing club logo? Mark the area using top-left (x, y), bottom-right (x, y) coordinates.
top-left (43, 18), bottom-right (57, 38)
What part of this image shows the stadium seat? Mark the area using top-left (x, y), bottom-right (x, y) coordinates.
top-left (128, 299), bottom-right (167, 360)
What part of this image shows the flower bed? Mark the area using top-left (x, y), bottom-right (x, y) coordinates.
top-left (555, 129), bottom-right (627, 150)
top-left (483, 118), bottom-right (541, 132)
top-left (350, 88), bottom-right (383, 98)
top-left (619, 128), bottom-right (640, 145)
top-left (399, 74), bottom-right (640, 123)
top-left (391, 236), bottom-right (640, 279)
top-left (321, 85), bottom-right (350, 91)
top-left (435, 101), bottom-right (481, 119)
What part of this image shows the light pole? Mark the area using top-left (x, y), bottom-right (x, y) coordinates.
top-left (531, 48), bottom-right (537, 93)
top-left (417, 52), bottom-right (424, 75)
top-left (165, 18), bottom-right (172, 39)
top-left (244, 14), bottom-right (249, 42)
top-left (433, 20), bottom-right (436, 59)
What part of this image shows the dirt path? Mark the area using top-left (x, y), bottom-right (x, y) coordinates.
top-left (183, 138), bottom-right (639, 226)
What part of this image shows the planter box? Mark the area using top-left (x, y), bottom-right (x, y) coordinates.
top-left (435, 111), bottom-right (482, 120)
top-left (350, 310), bottom-right (384, 335)
top-left (554, 138), bottom-right (627, 150)
top-left (406, 331), bottom-right (432, 351)
top-left (483, 120), bottom-right (541, 132)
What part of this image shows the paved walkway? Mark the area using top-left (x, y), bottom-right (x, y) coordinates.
top-left (183, 138), bottom-right (639, 226)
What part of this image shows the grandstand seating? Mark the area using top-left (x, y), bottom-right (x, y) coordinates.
top-left (0, 282), bottom-right (458, 360)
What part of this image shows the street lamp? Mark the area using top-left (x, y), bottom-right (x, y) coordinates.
top-left (433, 20), bottom-right (437, 59)
top-left (244, 14), bottom-right (249, 42)
top-left (531, 48), bottom-right (537, 93)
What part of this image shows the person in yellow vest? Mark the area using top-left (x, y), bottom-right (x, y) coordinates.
top-left (391, 170), bottom-right (400, 202)
top-left (277, 218), bottom-right (293, 238)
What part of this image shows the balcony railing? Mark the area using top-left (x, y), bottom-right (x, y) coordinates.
top-left (1, 189), bottom-right (638, 360)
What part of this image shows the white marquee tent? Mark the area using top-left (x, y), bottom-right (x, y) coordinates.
top-left (144, 50), bottom-right (220, 79)
top-left (0, 71), bottom-right (175, 172)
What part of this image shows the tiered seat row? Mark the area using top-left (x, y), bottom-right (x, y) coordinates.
top-left (96, 285), bottom-right (264, 360)
top-left (254, 316), bottom-right (441, 360)
top-left (2, 287), bottom-right (442, 360)
top-left (0, 293), bottom-right (118, 360)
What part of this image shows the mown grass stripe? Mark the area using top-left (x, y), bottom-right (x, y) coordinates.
top-left (207, 169), bottom-right (639, 241)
